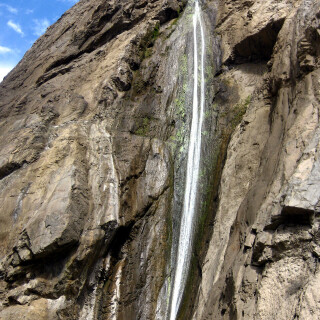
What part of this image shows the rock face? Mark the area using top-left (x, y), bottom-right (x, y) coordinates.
top-left (192, 0), bottom-right (320, 319)
top-left (0, 1), bottom-right (186, 318)
top-left (0, 0), bottom-right (319, 319)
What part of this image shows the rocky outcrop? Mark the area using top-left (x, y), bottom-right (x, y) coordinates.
top-left (0, 0), bottom-right (319, 319)
top-left (192, 0), bottom-right (320, 319)
top-left (0, 0), bottom-right (186, 318)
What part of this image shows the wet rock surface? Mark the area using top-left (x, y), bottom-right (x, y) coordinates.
top-left (0, 0), bottom-right (320, 319)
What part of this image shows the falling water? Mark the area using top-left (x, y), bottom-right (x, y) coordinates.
top-left (169, 0), bottom-right (206, 319)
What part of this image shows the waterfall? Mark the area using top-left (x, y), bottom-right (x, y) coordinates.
top-left (169, 1), bottom-right (206, 319)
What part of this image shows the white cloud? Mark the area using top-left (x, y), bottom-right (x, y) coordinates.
top-left (26, 9), bottom-right (34, 15)
top-left (7, 6), bottom-right (17, 14)
top-left (0, 4), bottom-right (18, 14)
top-left (7, 20), bottom-right (24, 36)
top-left (0, 46), bottom-right (12, 54)
top-left (0, 65), bottom-right (14, 83)
top-left (32, 18), bottom-right (50, 37)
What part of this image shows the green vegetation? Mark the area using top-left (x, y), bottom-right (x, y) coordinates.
top-left (230, 95), bottom-right (252, 129)
top-left (152, 23), bottom-right (160, 41)
top-left (135, 117), bottom-right (151, 136)
top-left (165, 13), bottom-right (182, 39)
top-left (175, 96), bottom-right (185, 118)
top-left (168, 53), bottom-right (190, 152)
top-left (144, 47), bottom-right (153, 59)
top-left (141, 22), bottom-right (161, 60)
top-left (174, 55), bottom-right (188, 119)
top-left (219, 95), bottom-right (251, 128)
top-left (205, 64), bottom-right (215, 83)
top-left (204, 110), bottom-right (211, 119)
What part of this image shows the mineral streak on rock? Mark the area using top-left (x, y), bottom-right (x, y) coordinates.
top-left (0, 0), bottom-right (320, 319)
top-left (0, 0), bottom-right (186, 318)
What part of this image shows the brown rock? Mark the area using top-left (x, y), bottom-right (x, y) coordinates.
top-left (0, 0), bottom-right (320, 319)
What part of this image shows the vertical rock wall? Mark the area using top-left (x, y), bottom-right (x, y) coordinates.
top-left (0, 0), bottom-right (188, 319)
top-left (0, 0), bottom-right (319, 319)
top-left (193, 0), bottom-right (320, 319)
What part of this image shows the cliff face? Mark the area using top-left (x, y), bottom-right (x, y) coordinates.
top-left (0, 0), bottom-right (319, 319)
top-left (193, 0), bottom-right (320, 319)
top-left (0, 1), bottom-right (186, 318)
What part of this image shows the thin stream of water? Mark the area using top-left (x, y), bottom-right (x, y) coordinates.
top-left (169, 1), bottom-right (206, 319)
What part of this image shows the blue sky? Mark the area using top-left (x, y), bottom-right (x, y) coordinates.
top-left (0, 0), bottom-right (78, 82)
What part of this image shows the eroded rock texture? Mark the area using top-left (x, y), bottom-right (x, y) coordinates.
top-left (193, 0), bottom-right (320, 319)
top-left (0, 0), bottom-right (186, 318)
top-left (0, 0), bottom-right (319, 319)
